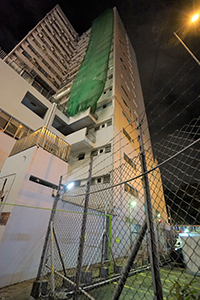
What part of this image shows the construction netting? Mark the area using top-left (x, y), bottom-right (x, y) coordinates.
top-left (66, 9), bottom-right (113, 116)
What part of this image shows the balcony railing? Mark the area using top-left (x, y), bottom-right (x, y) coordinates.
top-left (9, 126), bottom-right (71, 162)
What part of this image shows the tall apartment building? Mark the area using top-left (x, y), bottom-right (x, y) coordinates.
top-left (0, 5), bottom-right (167, 288)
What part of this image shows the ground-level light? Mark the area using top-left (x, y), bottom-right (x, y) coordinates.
top-left (130, 200), bottom-right (137, 207)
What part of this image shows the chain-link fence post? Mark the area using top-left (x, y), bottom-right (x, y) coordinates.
top-left (50, 221), bottom-right (55, 297)
top-left (74, 156), bottom-right (93, 300)
top-left (31, 175), bottom-right (63, 299)
top-left (137, 119), bottom-right (163, 300)
top-left (111, 220), bottom-right (147, 300)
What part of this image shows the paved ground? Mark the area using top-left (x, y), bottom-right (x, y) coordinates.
top-left (79, 267), bottom-right (200, 300)
top-left (0, 278), bottom-right (34, 300)
top-left (0, 267), bottom-right (200, 299)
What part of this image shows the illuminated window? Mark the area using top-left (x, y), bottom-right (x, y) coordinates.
top-left (5, 119), bottom-right (20, 137)
top-left (0, 110), bottom-right (33, 139)
top-left (0, 111), bottom-right (10, 130)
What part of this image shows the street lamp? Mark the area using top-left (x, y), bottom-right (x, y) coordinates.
top-left (191, 14), bottom-right (199, 22)
top-left (173, 13), bottom-right (200, 66)
top-left (66, 182), bottom-right (74, 190)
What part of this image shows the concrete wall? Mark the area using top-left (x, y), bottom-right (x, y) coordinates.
top-left (0, 60), bottom-right (52, 131)
top-left (0, 146), bottom-right (68, 288)
top-left (0, 132), bottom-right (15, 171)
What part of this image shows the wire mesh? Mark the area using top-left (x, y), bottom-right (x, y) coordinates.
top-left (35, 117), bottom-right (200, 300)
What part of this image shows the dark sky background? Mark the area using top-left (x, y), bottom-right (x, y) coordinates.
top-left (0, 0), bottom-right (200, 146)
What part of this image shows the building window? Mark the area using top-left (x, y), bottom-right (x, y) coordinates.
top-left (90, 174), bottom-right (110, 185)
top-left (105, 144), bottom-right (111, 153)
top-left (22, 50), bottom-right (32, 59)
top-left (0, 111), bottom-right (11, 130)
top-left (124, 183), bottom-right (138, 198)
top-left (124, 153), bottom-right (136, 170)
top-left (94, 119), bottom-right (112, 130)
top-left (103, 174), bottom-right (110, 183)
top-left (123, 128), bottom-right (131, 142)
top-left (77, 153), bottom-right (85, 160)
top-left (0, 110), bottom-right (33, 140)
top-left (5, 119), bottom-right (20, 137)
top-left (91, 144), bottom-right (111, 156)
top-left (121, 86), bottom-right (129, 99)
top-left (107, 119), bottom-right (112, 126)
top-left (96, 102), bottom-right (112, 112)
top-left (91, 178), bottom-right (96, 185)
top-left (21, 92), bottom-right (48, 119)
top-left (122, 97), bottom-right (130, 111)
top-left (91, 150), bottom-right (98, 157)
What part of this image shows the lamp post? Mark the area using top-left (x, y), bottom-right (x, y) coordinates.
top-left (173, 13), bottom-right (200, 66)
top-left (129, 200), bottom-right (137, 247)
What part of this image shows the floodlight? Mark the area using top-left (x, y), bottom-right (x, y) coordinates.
top-left (66, 182), bottom-right (74, 190)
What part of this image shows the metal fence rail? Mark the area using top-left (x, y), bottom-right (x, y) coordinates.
top-left (9, 126), bottom-right (71, 162)
top-left (31, 117), bottom-right (200, 300)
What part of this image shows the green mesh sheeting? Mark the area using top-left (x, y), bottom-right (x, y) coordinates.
top-left (65, 9), bottom-right (113, 116)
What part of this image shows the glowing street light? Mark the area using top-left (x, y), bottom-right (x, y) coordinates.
top-left (191, 14), bottom-right (199, 22)
top-left (174, 13), bottom-right (200, 66)
top-left (66, 182), bottom-right (74, 190)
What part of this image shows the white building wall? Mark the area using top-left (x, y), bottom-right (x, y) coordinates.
top-left (0, 133), bottom-right (16, 171)
top-left (0, 147), bottom-right (68, 288)
top-left (0, 60), bottom-right (52, 131)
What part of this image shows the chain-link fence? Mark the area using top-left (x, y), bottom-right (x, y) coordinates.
top-left (31, 117), bottom-right (200, 300)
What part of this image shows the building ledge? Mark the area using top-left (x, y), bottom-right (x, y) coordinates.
top-left (65, 127), bottom-right (95, 152)
top-left (68, 107), bottom-right (97, 131)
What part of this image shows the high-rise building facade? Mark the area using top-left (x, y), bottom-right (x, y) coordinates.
top-left (0, 6), bottom-right (167, 288)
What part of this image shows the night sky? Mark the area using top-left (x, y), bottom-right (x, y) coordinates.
top-left (0, 0), bottom-right (200, 146)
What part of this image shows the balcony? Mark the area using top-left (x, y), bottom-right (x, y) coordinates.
top-left (9, 126), bottom-right (71, 162)
top-left (65, 127), bottom-right (95, 152)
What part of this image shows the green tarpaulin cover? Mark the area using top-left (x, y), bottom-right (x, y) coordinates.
top-left (66, 9), bottom-right (113, 116)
